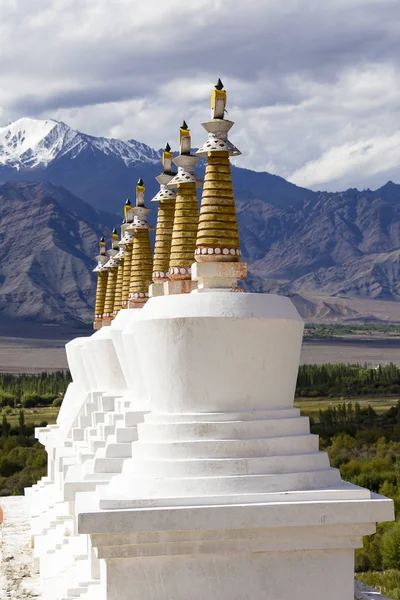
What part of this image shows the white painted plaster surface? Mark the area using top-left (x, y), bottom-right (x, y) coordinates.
top-left (127, 292), bottom-right (304, 413)
top-left (25, 291), bottom-right (395, 600)
top-left (0, 495), bottom-right (390, 600)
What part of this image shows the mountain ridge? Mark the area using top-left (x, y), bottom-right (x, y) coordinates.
top-left (0, 118), bottom-right (313, 212)
top-left (0, 181), bottom-right (115, 324)
top-left (0, 118), bottom-right (161, 170)
top-left (1, 119), bottom-right (400, 325)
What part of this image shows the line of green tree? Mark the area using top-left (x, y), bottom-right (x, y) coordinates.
top-left (0, 371), bottom-right (71, 408)
top-left (3, 363), bottom-right (400, 408)
top-left (0, 410), bottom-right (48, 496)
top-left (305, 323), bottom-right (400, 339)
top-left (297, 362), bottom-right (400, 397)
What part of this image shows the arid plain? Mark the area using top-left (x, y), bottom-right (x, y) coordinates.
top-left (1, 334), bottom-right (400, 374)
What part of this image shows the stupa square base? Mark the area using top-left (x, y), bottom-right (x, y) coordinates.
top-left (191, 260), bottom-right (247, 290)
top-left (103, 549), bottom-right (353, 600)
top-left (163, 279), bottom-right (197, 295)
top-left (149, 282), bottom-right (164, 297)
top-left (79, 492), bottom-right (393, 600)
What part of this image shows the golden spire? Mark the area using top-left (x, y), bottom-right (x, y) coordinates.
top-left (126, 179), bottom-right (154, 307)
top-left (166, 122), bottom-right (201, 288)
top-left (102, 228), bottom-right (119, 324)
top-left (113, 223), bottom-right (125, 316)
top-left (121, 199), bottom-right (134, 308)
top-left (192, 80), bottom-right (247, 291)
top-left (195, 79), bottom-right (241, 263)
top-left (150, 143), bottom-right (177, 294)
top-left (93, 236), bottom-right (108, 330)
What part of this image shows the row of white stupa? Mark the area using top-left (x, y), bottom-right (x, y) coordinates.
top-left (24, 82), bottom-right (394, 600)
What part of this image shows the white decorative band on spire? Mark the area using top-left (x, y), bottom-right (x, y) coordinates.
top-left (153, 271), bottom-right (168, 279)
top-left (195, 247), bottom-right (241, 257)
top-left (93, 263), bottom-right (108, 272)
top-left (196, 119), bottom-right (241, 157)
top-left (118, 231), bottom-right (134, 246)
top-left (196, 132), bottom-right (241, 157)
top-left (168, 265), bottom-right (192, 277)
top-left (128, 291), bottom-right (150, 299)
top-left (151, 185), bottom-right (177, 202)
top-left (167, 165), bottom-right (202, 188)
top-left (103, 256), bottom-right (119, 268)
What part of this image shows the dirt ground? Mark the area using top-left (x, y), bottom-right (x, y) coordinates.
top-left (301, 337), bottom-right (400, 366)
top-left (0, 337), bottom-right (70, 373)
top-left (0, 496), bottom-right (42, 599)
top-left (1, 335), bottom-right (400, 374)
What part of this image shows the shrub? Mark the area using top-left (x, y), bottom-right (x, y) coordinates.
top-left (0, 392), bottom-right (16, 407)
top-left (21, 393), bottom-right (57, 408)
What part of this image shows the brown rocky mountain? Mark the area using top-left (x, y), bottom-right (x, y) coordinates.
top-left (0, 181), bottom-right (114, 325)
top-left (1, 177), bottom-right (400, 326)
top-left (240, 188), bottom-right (400, 308)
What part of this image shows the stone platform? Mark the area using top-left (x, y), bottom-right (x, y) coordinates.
top-left (0, 495), bottom-right (391, 600)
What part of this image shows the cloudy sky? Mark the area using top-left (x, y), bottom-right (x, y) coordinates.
top-left (1, 0), bottom-right (400, 191)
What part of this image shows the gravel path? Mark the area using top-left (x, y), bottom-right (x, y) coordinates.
top-left (0, 496), bottom-right (42, 599)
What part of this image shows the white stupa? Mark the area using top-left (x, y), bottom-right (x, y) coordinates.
top-left (25, 81), bottom-right (394, 600)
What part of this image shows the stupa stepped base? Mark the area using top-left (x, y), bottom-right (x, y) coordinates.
top-left (79, 487), bottom-right (392, 600)
top-left (23, 308), bottom-right (150, 600)
top-left (1, 495), bottom-right (389, 600)
top-left (100, 406), bottom-right (340, 508)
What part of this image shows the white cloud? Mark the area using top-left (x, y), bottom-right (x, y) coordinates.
top-left (1, 0), bottom-right (400, 190)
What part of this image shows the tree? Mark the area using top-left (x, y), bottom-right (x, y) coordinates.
top-left (382, 523), bottom-right (400, 569)
top-left (1, 415), bottom-right (11, 438)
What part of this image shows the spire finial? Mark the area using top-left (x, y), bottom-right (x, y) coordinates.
top-left (136, 178), bottom-right (145, 207)
top-left (162, 143), bottom-right (174, 175)
top-left (100, 236), bottom-right (106, 255)
top-left (111, 227), bottom-right (119, 250)
top-left (211, 79), bottom-right (227, 119)
top-left (124, 198), bottom-right (132, 218)
top-left (179, 121), bottom-right (191, 155)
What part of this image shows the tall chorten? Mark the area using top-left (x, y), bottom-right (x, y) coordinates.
top-left (121, 200), bottom-right (134, 309)
top-left (165, 121), bottom-right (202, 295)
top-left (127, 179), bottom-right (154, 307)
top-left (193, 79), bottom-right (247, 291)
top-left (102, 228), bottom-right (119, 325)
top-left (149, 143), bottom-right (177, 297)
top-left (92, 236), bottom-right (108, 330)
top-left (112, 222), bottom-right (125, 316)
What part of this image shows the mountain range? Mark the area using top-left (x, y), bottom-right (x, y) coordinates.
top-left (1, 118), bottom-right (400, 326)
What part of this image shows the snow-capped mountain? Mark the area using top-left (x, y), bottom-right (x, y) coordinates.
top-left (0, 118), bottom-right (160, 170)
top-left (0, 117), bottom-right (311, 214)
